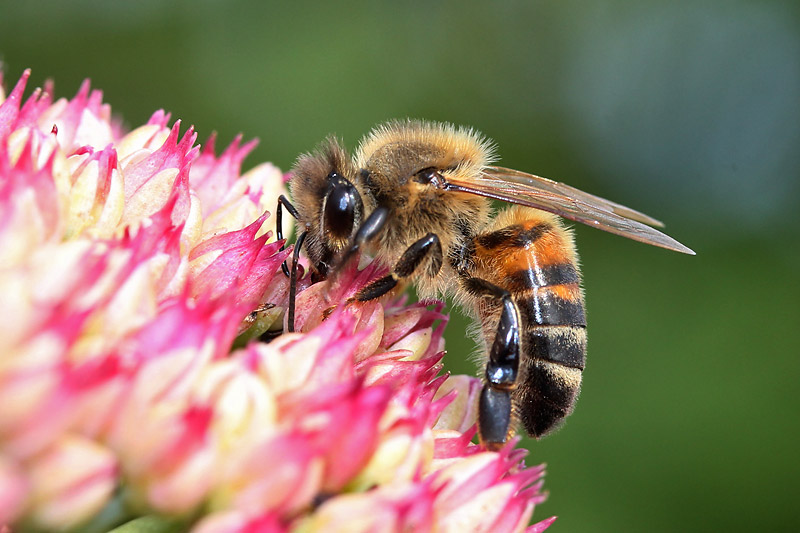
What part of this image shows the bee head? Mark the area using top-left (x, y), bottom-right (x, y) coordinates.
top-left (289, 137), bottom-right (364, 277)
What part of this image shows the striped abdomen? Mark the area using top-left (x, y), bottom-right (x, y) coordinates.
top-left (470, 206), bottom-right (586, 438)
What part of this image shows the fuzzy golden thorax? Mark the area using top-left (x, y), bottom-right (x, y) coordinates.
top-left (353, 120), bottom-right (495, 296)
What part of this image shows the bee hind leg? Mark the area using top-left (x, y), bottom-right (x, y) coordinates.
top-left (464, 277), bottom-right (521, 450)
top-left (355, 233), bottom-right (442, 301)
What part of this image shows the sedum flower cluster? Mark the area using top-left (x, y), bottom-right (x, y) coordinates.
top-left (0, 70), bottom-right (554, 533)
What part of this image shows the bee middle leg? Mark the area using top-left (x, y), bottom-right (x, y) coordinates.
top-left (355, 233), bottom-right (443, 302)
top-left (463, 277), bottom-right (521, 450)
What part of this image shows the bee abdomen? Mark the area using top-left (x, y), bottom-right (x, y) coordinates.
top-left (515, 357), bottom-right (583, 438)
top-left (506, 262), bottom-right (580, 291)
top-left (471, 207), bottom-right (587, 438)
top-left (513, 287), bottom-right (586, 437)
top-left (524, 325), bottom-right (586, 370)
top-left (515, 285), bottom-right (586, 327)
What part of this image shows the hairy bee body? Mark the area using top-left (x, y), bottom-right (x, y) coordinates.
top-left (286, 120), bottom-right (691, 447)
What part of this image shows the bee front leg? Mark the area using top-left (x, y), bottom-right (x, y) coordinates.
top-left (310, 207), bottom-right (391, 322)
top-left (277, 195), bottom-right (300, 277)
top-left (287, 230), bottom-right (308, 332)
top-left (355, 233), bottom-right (443, 302)
top-left (275, 195), bottom-right (307, 332)
top-left (464, 278), bottom-right (521, 450)
top-left (334, 206), bottom-right (390, 273)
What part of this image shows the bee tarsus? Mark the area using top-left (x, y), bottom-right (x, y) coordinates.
top-left (479, 386), bottom-right (513, 451)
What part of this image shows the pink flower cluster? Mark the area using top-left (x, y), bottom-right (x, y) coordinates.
top-left (0, 70), bottom-right (553, 532)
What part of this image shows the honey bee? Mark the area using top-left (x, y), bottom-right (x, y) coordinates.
top-left (277, 120), bottom-right (693, 450)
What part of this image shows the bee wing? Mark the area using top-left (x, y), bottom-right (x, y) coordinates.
top-left (486, 166), bottom-right (668, 227)
top-left (445, 166), bottom-right (695, 255)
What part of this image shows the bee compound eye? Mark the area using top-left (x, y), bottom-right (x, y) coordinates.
top-left (322, 174), bottom-right (359, 240)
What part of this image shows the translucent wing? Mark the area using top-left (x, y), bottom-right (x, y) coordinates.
top-left (445, 165), bottom-right (695, 255)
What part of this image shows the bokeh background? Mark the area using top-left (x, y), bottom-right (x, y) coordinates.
top-left (2, 1), bottom-right (798, 531)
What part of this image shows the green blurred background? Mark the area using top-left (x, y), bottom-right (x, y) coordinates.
top-left (2, 1), bottom-right (798, 531)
